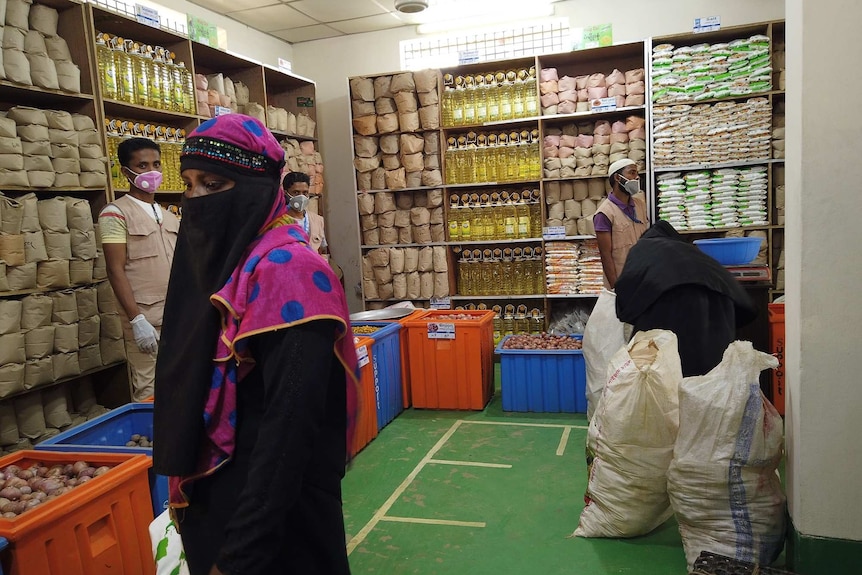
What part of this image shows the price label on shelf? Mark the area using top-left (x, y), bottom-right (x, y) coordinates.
top-left (214, 106), bottom-right (232, 116)
top-left (543, 226), bottom-right (566, 240)
top-left (693, 16), bottom-right (721, 33)
top-left (427, 322), bottom-right (455, 340)
top-left (356, 345), bottom-right (370, 368)
top-left (278, 58), bottom-right (292, 72)
top-left (430, 297), bottom-right (450, 309)
top-left (590, 97), bottom-right (617, 113)
top-left (134, 4), bottom-right (160, 28)
top-left (458, 49), bottom-right (479, 65)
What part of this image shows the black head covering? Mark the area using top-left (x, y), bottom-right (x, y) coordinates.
top-left (614, 220), bottom-right (757, 326)
top-left (153, 116), bottom-right (285, 476)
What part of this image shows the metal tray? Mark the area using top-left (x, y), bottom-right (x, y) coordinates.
top-left (349, 308), bottom-right (416, 322)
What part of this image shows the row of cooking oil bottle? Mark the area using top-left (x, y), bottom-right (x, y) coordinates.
top-left (444, 130), bottom-right (542, 185)
top-left (448, 190), bottom-right (542, 241)
top-left (493, 305), bottom-right (546, 345)
top-left (457, 247), bottom-right (544, 296)
top-left (441, 68), bottom-right (539, 127)
top-left (95, 32), bottom-right (196, 114)
top-left (105, 118), bottom-right (186, 192)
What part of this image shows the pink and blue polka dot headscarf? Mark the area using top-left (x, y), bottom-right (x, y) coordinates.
top-left (181, 114), bottom-right (285, 176)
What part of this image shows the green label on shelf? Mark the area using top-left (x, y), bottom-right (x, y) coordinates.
top-left (572, 24), bottom-right (613, 51)
top-left (188, 15), bottom-right (218, 47)
top-left (297, 97), bottom-right (314, 107)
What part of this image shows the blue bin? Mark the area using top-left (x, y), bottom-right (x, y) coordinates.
top-left (34, 403), bottom-right (168, 515)
top-left (496, 335), bottom-right (587, 413)
top-left (0, 536), bottom-right (6, 575)
top-left (352, 322), bottom-right (404, 430)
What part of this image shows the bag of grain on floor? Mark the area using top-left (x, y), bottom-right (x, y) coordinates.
top-left (582, 288), bottom-right (627, 420)
top-left (668, 341), bottom-right (785, 569)
top-left (575, 329), bottom-right (681, 538)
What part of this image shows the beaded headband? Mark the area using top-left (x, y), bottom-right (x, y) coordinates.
top-left (181, 137), bottom-right (274, 173)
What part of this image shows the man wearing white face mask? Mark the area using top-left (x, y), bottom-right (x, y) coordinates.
top-left (283, 171), bottom-right (328, 255)
top-left (593, 158), bottom-right (649, 290)
top-left (98, 138), bottom-right (180, 400)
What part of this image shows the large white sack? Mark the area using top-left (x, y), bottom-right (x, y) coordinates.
top-left (582, 288), bottom-right (626, 420)
top-left (668, 341), bottom-right (785, 569)
top-left (575, 329), bottom-right (682, 538)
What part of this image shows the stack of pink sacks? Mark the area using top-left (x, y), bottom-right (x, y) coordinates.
top-left (539, 68), bottom-right (645, 115)
top-left (542, 115), bottom-right (647, 179)
top-left (280, 139), bottom-right (324, 197)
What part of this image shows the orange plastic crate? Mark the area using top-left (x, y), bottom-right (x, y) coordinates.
top-left (0, 451), bottom-right (154, 575)
top-left (403, 310), bottom-right (495, 410)
top-left (351, 336), bottom-right (378, 457)
top-left (376, 309), bottom-right (428, 408)
top-left (768, 303), bottom-right (785, 415)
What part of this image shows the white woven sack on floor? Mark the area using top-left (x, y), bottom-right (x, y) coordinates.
top-left (582, 288), bottom-right (627, 420)
top-left (668, 341), bottom-right (785, 569)
top-left (575, 329), bottom-right (682, 538)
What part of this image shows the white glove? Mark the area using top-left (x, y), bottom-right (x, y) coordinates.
top-left (130, 314), bottom-right (159, 354)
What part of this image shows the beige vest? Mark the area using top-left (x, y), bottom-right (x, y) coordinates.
top-left (111, 195), bottom-right (180, 326)
top-left (305, 211), bottom-right (326, 253)
top-left (594, 192), bottom-right (649, 288)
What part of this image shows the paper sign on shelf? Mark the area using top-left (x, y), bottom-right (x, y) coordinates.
top-left (134, 4), bottom-right (160, 28)
top-left (214, 106), bottom-right (232, 116)
top-left (572, 23), bottom-right (613, 51)
top-left (427, 322), bottom-right (455, 340)
top-left (543, 226), bottom-right (566, 240)
top-left (278, 57), bottom-right (292, 72)
top-left (458, 49), bottom-right (479, 65)
top-left (430, 297), bottom-right (450, 309)
top-left (590, 97), bottom-right (617, 112)
top-left (356, 345), bottom-right (370, 368)
top-left (693, 16), bottom-right (721, 33)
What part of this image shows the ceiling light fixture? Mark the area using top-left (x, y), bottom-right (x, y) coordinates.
top-left (395, 0), bottom-right (429, 14)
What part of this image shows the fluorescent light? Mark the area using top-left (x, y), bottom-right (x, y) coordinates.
top-left (417, 3), bottom-right (554, 35)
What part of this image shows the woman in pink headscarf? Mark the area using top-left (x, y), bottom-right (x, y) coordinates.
top-left (153, 114), bottom-right (358, 575)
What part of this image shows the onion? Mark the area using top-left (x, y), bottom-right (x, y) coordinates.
top-left (39, 479), bottom-right (63, 496)
top-left (16, 469), bottom-right (34, 480)
top-left (62, 464), bottom-right (74, 476)
top-left (46, 466), bottom-right (63, 477)
top-left (37, 466), bottom-right (48, 477)
top-left (5, 477), bottom-right (27, 489)
top-left (78, 476), bottom-right (92, 484)
top-left (2, 512), bottom-right (16, 519)
top-left (4, 466), bottom-right (20, 477)
top-left (77, 467), bottom-right (95, 479)
top-left (71, 461), bottom-right (89, 475)
top-left (19, 486), bottom-right (31, 495)
top-left (25, 499), bottom-right (41, 509)
top-left (0, 487), bottom-right (22, 500)
top-left (93, 466), bottom-right (111, 477)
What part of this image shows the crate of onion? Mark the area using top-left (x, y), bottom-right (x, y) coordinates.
top-left (496, 334), bottom-right (587, 413)
top-left (0, 451), bottom-right (154, 575)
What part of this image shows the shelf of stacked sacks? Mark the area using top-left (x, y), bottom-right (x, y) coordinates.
top-left (539, 67), bottom-right (646, 114)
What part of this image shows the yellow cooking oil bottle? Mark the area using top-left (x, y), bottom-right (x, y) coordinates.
top-left (113, 38), bottom-right (134, 103)
top-left (501, 192), bottom-right (517, 239)
top-left (490, 192), bottom-right (504, 239)
top-left (500, 71), bottom-right (515, 120)
top-left (513, 69), bottom-right (527, 119)
top-left (492, 305), bottom-right (503, 346)
top-left (445, 137), bottom-right (458, 185)
top-left (452, 75), bottom-right (466, 127)
top-left (475, 74), bottom-right (488, 123)
top-left (514, 191), bottom-right (530, 238)
top-left (529, 188), bottom-right (542, 237)
top-left (460, 193), bottom-right (473, 240)
top-left (127, 42), bottom-right (149, 108)
top-left (95, 33), bottom-right (118, 100)
top-left (475, 133), bottom-right (488, 182)
top-left (506, 131), bottom-right (520, 181)
top-left (441, 74), bottom-right (455, 126)
top-left (525, 66), bottom-right (538, 116)
top-left (463, 75), bottom-right (476, 125)
top-left (495, 132), bottom-right (509, 182)
top-left (485, 132), bottom-right (499, 182)
top-left (448, 194), bottom-right (461, 241)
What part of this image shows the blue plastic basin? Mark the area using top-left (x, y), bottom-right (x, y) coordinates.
top-left (694, 236), bottom-right (763, 266)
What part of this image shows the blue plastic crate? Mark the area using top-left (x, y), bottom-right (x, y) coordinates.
top-left (0, 537), bottom-right (6, 575)
top-left (352, 322), bottom-right (404, 430)
top-left (34, 403), bottom-right (167, 515)
top-left (496, 335), bottom-right (586, 413)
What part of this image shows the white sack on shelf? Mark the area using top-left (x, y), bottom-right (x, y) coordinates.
top-left (375, 97), bottom-right (396, 115)
top-left (413, 69), bottom-right (437, 93)
top-left (371, 167), bottom-right (386, 190)
top-left (28, 4), bottom-right (58, 36)
top-left (389, 72), bottom-right (415, 93)
top-left (350, 77), bottom-right (374, 101)
top-left (418, 90), bottom-right (438, 107)
top-left (352, 100), bottom-right (375, 117)
top-left (27, 53), bottom-right (58, 90)
top-left (394, 91), bottom-right (418, 113)
top-left (3, 48), bottom-right (32, 85)
top-left (376, 113), bottom-right (398, 134)
top-left (23, 29), bottom-right (46, 55)
top-left (398, 111), bottom-right (419, 132)
top-left (384, 168), bottom-right (406, 189)
top-left (382, 154), bottom-right (401, 170)
top-left (373, 75), bottom-right (392, 99)
top-left (6, 262), bottom-right (36, 290)
top-left (419, 106), bottom-right (439, 130)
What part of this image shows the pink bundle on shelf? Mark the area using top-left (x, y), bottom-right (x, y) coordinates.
top-left (540, 67), bottom-right (559, 82)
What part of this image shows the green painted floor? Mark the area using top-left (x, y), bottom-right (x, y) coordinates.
top-left (343, 374), bottom-right (690, 575)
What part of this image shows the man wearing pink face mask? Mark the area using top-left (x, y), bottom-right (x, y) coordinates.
top-left (99, 138), bottom-right (180, 400)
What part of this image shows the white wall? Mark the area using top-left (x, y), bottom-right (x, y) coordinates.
top-left (141, 0), bottom-right (294, 67)
top-left (785, 0), bottom-right (862, 541)
top-left (292, 0), bottom-right (785, 311)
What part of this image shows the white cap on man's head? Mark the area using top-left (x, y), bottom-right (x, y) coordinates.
top-left (608, 158), bottom-right (636, 177)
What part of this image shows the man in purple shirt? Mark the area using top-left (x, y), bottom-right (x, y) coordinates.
top-left (593, 159), bottom-right (649, 289)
